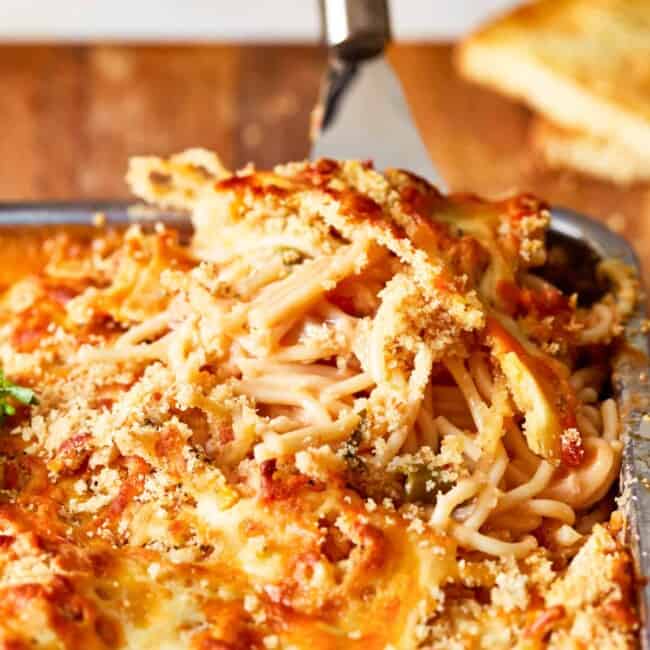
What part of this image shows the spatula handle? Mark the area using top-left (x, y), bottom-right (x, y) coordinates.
top-left (318, 0), bottom-right (390, 61)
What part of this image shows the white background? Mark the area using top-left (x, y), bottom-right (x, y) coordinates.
top-left (0, 1), bottom-right (522, 41)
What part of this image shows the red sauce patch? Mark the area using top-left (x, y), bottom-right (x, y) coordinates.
top-left (52, 434), bottom-right (93, 475)
top-left (560, 432), bottom-right (585, 468)
top-left (354, 522), bottom-right (387, 572)
top-left (103, 456), bottom-right (150, 522)
top-left (342, 192), bottom-right (383, 221)
top-left (259, 459), bottom-right (324, 502)
top-left (154, 425), bottom-right (187, 476)
top-left (216, 174), bottom-right (289, 199)
top-left (523, 605), bottom-right (565, 640)
top-left (296, 158), bottom-right (341, 186)
top-left (497, 280), bottom-right (571, 319)
top-left (44, 284), bottom-right (79, 306)
top-left (11, 309), bottom-right (52, 353)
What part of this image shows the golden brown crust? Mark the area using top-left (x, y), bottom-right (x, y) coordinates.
top-left (0, 152), bottom-right (637, 649)
top-left (458, 0), bottom-right (650, 162)
top-left (530, 116), bottom-right (650, 184)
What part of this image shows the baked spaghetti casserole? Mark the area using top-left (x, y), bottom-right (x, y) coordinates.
top-left (0, 150), bottom-right (639, 649)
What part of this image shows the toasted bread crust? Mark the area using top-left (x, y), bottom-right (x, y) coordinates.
top-left (458, 0), bottom-right (650, 160)
top-left (530, 117), bottom-right (650, 184)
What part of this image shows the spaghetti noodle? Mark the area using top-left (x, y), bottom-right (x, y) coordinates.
top-left (0, 150), bottom-right (638, 648)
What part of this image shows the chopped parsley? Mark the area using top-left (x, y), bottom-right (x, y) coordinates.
top-left (340, 412), bottom-right (367, 472)
top-left (402, 465), bottom-right (454, 504)
top-left (276, 246), bottom-right (305, 267)
top-left (0, 370), bottom-right (37, 425)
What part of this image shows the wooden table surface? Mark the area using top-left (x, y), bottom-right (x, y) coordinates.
top-left (1, 43), bottom-right (649, 284)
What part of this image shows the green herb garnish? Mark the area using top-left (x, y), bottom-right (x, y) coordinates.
top-left (341, 412), bottom-right (368, 472)
top-left (0, 370), bottom-right (37, 424)
top-left (276, 247), bottom-right (305, 267)
top-left (403, 465), bottom-right (454, 504)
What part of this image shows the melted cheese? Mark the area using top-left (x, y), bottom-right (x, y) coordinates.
top-left (0, 152), bottom-right (637, 649)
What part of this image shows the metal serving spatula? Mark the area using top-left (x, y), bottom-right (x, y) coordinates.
top-left (311, 0), bottom-right (444, 186)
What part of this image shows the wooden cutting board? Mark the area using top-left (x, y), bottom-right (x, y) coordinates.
top-left (1, 43), bottom-right (648, 283)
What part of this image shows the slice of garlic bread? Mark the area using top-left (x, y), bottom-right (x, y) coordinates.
top-left (458, 0), bottom-right (650, 162)
top-left (530, 117), bottom-right (650, 184)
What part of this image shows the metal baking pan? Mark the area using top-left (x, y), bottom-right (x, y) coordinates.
top-left (1, 201), bottom-right (649, 644)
